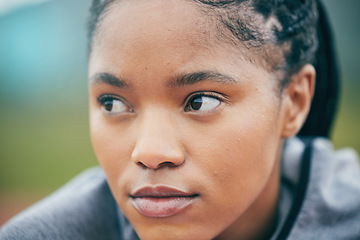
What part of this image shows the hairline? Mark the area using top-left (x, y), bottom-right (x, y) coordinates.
top-left (88, 0), bottom-right (301, 95)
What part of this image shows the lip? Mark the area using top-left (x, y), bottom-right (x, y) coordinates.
top-left (129, 186), bottom-right (199, 218)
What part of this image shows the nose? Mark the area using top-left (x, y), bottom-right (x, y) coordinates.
top-left (131, 110), bottom-right (185, 170)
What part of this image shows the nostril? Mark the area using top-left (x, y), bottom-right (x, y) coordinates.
top-left (136, 162), bottom-right (148, 169)
top-left (136, 160), bottom-right (181, 170)
top-left (157, 161), bottom-right (179, 169)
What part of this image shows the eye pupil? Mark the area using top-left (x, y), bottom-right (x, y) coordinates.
top-left (104, 101), bottom-right (113, 111)
top-left (190, 97), bottom-right (203, 110)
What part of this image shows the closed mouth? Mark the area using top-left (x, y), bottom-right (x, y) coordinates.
top-left (129, 186), bottom-right (199, 218)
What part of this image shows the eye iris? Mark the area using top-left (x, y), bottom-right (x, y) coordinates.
top-left (190, 97), bottom-right (203, 110)
top-left (103, 100), bottom-right (113, 111)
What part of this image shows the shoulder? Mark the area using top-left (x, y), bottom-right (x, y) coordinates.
top-left (0, 167), bottom-right (120, 240)
top-left (308, 138), bottom-right (360, 213)
top-left (286, 137), bottom-right (360, 239)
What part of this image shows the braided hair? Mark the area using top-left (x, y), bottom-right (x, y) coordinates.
top-left (192, 0), bottom-right (318, 89)
top-left (87, 0), bottom-right (339, 137)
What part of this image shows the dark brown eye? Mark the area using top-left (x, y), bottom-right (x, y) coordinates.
top-left (186, 95), bottom-right (221, 112)
top-left (190, 97), bottom-right (203, 110)
top-left (98, 96), bottom-right (132, 115)
top-left (103, 100), bottom-right (114, 111)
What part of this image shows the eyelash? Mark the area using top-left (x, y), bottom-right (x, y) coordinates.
top-left (184, 92), bottom-right (227, 112)
top-left (97, 94), bottom-right (117, 105)
top-left (97, 94), bottom-right (133, 115)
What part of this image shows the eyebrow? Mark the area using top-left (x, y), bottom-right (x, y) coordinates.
top-left (89, 72), bottom-right (129, 88)
top-left (89, 71), bottom-right (237, 88)
top-left (169, 71), bottom-right (237, 87)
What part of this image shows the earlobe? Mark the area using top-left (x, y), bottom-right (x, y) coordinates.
top-left (281, 64), bottom-right (316, 138)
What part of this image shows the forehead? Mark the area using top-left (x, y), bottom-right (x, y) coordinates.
top-left (89, 0), bottom-right (275, 85)
top-left (92, 0), bottom-right (262, 62)
top-left (91, 1), bottom-right (216, 70)
top-left (95, 0), bottom-right (212, 49)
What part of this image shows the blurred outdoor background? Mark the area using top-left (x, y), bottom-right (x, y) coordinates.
top-left (0, 0), bottom-right (359, 225)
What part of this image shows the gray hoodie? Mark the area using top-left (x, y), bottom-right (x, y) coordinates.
top-left (1, 137), bottom-right (359, 240)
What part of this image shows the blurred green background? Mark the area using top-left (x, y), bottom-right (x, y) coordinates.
top-left (0, 0), bottom-right (359, 216)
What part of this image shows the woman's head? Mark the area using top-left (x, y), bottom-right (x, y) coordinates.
top-left (87, 0), bottom-right (316, 239)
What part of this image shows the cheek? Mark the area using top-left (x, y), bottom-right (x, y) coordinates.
top-left (89, 113), bottom-right (133, 184)
top-left (190, 103), bottom-right (282, 204)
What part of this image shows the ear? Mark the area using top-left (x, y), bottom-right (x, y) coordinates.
top-left (281, 64), bottom-right (316, 138)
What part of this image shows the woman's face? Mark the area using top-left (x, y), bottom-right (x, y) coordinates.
top-left (89, 0), bottom-right (288, 239)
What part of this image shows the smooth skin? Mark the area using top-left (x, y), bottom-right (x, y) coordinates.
top-left (88, 0), bottom-right (315, 239)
